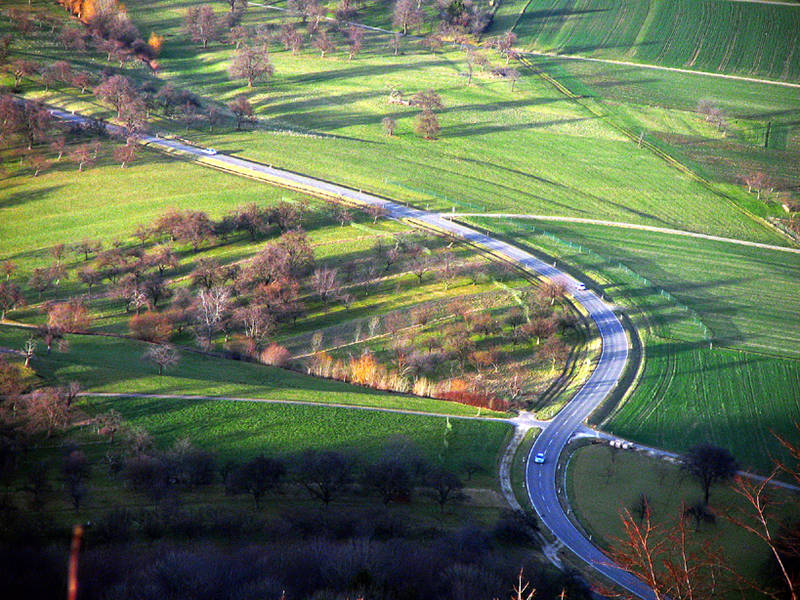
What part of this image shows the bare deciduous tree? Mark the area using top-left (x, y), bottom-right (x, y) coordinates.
top-left (185, 5), bottom-right (222, 48)
top-left (382, 116), bottom-right (396, 136)
top-left (143, 344), bottom-right (179, 375)
top-left (229, 44), bottom-right (274, 87)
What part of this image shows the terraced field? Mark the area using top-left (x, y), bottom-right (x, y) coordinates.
top-left (507, 0), bottom-right (800, 82)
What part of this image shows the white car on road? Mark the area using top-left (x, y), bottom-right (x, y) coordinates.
top-left (533, 452), bottom-right (546, 464)
top-left (202, 148), bottom-right (218, 155)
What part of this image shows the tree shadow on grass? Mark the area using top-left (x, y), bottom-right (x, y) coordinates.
top-left (0, 185), bottom-right (65, 210)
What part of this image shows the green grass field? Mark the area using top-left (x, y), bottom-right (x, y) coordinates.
top-left (82, 394), bottom-right (511, 473)
top-left (505, 0), bottom-right (800, 82)
top-left (0, 324), bottom-right (508, 417)
top-left (474, 218), bottom-right (800, 357)
top-left (607, 340), bottom-right (800, 472)
top-left (566, 444), bottom-right (795, 587)
top-left (4, 0), bottom-right (789, 246)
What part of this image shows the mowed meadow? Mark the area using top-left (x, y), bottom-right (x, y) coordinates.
top-left (502, 0), bottom-right (800, 82)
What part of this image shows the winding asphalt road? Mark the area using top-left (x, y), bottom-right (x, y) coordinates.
top-left (48, 107), bottom-right (653, 597)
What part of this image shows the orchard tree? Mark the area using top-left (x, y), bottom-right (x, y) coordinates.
top-left (495, 31), bottom-right (518, 64)
top-left (311, 267), bottom-right (339, 304)
top-left (228, 95), bottom-right (254, 130)
top-left (0, 281), bottom-right (24, 319)
top-left (682, 444), bottom-right (739, 505)
top-left (24, 388), bottom-right (70, 438)
top-left (229, 45), bottom-right (274, 87)
top-left (19, 102), bottom-right (52, 150)
top-left (229, 25), bottom-right (251, 48)
top-left (414, 109), bottom-right (440, 139)
top-left (347, 25), bottom-right (364, 60)
top-left (48, 299), bottom-right (92, 333)
top-left (423, 34), bottom-right (443, 53)
top-left (26, 153), bottom-right (50, 177)
top-left (229, 455), bottom-right (286, 508)
top-left (50, 136), bottom-right (67, 161)
top-left (313, 30), bottom-right (336, 58)
top-left (60, 25), bottom-right (87, 51)
top-left (742, 171), bottom-right (771, 201)
top-left (297, 450), bottom-right (352, 506)
top-left (382, 116), bottom-right (396, 136)
top-left (364, 457), bottom-right (413, 505)
top-left (412, 89), bottom-right (443, 111)
top-left (74, 239), bottom-right (102, 261)
top-left (234, 303), bottom-right (275, 348)
top-left (113, 141), bottom-right (137, 167)
top-left (143, 344), bottom-right (179, 375)
top-left (221, 0), bottom-right (248, 13)
top-left (70, 143), bottom-right (96, 172)
top-left (62, 450), bottom-right (89, 511)
top-left (148, 244), bottom-right (178, 275)
top-left (185, 5), bottom-right (222, 48)
top-left (71, 71), bottom-right (91, 94)
top-left (425, 467), bottom-right (464, 511)
top-left (2, 261), bottom-right (17, 280)
top-left (393, 0), bottom-right (422, 35)
top-left (279, 24), bottom-right (304, 54)
top-left (5, 58), bottom-right (39, 88)
top-left (94, 75), bottom-right (139, 120)
top-left (538, 280), bottom-right (567, 305)
top-left (193, 286), bottom-right (231, 347)
top-left (130, 311), bottom-right (173, 343)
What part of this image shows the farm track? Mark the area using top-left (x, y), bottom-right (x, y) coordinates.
top-left (442, 213), bottom-right (800, 253)
top-left (520, 50), bottom-right (800, 88)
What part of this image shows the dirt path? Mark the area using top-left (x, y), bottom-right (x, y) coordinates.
top-left (445, 213), bottom-right (800, 254)
top-left (521, 50), bottom-right (800, 89)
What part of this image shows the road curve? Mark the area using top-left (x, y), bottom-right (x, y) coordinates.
top-left (48, 107), bottom-right (652, 598)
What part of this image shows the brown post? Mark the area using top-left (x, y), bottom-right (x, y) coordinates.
top-left (67, 524), bottom-right (84, 600)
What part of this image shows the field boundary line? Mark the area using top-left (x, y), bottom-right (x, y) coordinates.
top-left (520, 50), bottom-right (800, 88)
top-left (442, 213), bottom-right (800, 253)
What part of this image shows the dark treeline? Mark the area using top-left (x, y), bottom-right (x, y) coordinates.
top-left (2, 489), bottom-right (585, 600)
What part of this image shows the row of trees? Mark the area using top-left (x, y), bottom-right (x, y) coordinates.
top-left (113, 433), bottom-right (473, 513)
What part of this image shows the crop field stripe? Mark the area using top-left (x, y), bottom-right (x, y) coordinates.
top-left (515, 0), bottom-right (800, 82)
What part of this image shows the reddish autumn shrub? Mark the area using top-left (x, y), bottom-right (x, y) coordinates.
top-left (260, 344), bottom-right (291, 367)
top-left (437, 379), bottom-right (508, 411)
top-left (129, 311), bottom-right (173, 343)
top-left (48, 299), bottom-right (91, 333)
